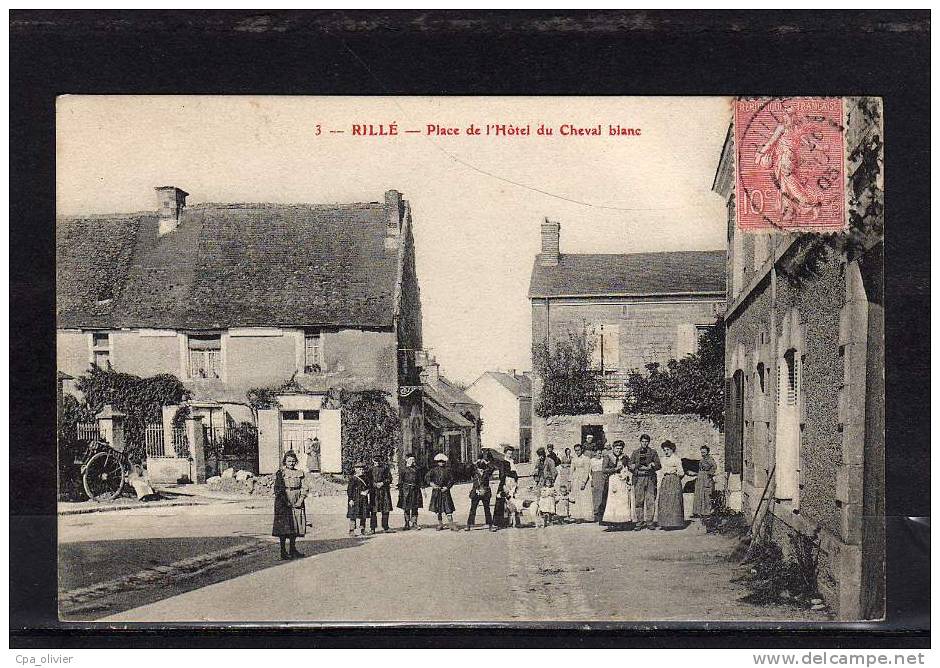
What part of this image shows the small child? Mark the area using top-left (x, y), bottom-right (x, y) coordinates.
top-left (503, 477), bottom-right (523, 528)
top-left (554, 484), bottom-right (574, 524)
top-left (536, 486), bottom-right (557, 528)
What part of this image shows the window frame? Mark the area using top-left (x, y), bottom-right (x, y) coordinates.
top-left (303, 328), bottom-right (324, 373)
top-left (184, 332), bottom-right (224, 381)
top-left (88, 330), bottom-right (112, 369)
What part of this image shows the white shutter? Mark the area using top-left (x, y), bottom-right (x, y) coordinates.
top-left (587, 327), bottom-right (602, 370)
top-left (602, 324), bottom-right (620, 369)
top-left (319, 408), bottom-right (342, 473)
top-left (676, 324), bottom-right (697, 358)
top-left (257, 409), bottom-right (281, 474)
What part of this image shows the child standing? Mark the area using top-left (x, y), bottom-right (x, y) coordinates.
top-left (536, 485), bottom-right (557, 528)
top-left (426, 453), bottom-right (458, 531)
top-left (555, 483), bottom-right (574, 523)
top-left (502, 476), bottom-right (523, 528)
top-left (347, 461), bottom-right (372, 536)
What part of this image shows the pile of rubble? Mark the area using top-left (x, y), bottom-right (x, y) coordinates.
top-left (206, 468), bottom-right (346, 498)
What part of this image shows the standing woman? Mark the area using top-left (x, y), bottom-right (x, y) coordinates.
top-left (657, 440), bottom-right (687, 530)
top-left (692, 445), bottom-right (717, 517)
top-left (569, 443), bottom-right (595, 522)
top-left (426, 453), bottom-right (458, 531)
top-left (272, 450), bottom-right (309, 560)
top-left (590, 445), bottom-right (607, 522)
top-left (397, 453), bottom-right (423, 530)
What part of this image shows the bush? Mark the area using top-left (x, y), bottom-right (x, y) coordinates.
top-left (322, 388), bottom-right (400, 475)
top-left (533, 327), bottom-right (604, 418)
top-left (72, 366), bottom-right (190, 464)
top-left (623, 317), bottom-right (725, 430)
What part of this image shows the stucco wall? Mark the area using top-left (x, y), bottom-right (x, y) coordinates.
top-left (779, 254), bottom-right (845, 535)
top-left (57, 330), bottom-right (91, 379)
top-left (465, 375), bottom-right (521, 453)
top-left (57, 326), bottom-right (398, 399)
top-left (226, 332), bottom-right (298, 388)
top-left (532, 298), bottom-right (723, 375)
top-left (539, 412), bottom-right (724, 473)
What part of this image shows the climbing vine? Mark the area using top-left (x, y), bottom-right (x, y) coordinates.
top-left (66, 366), bottom-right (191, 463)
top-left (323, 388), bottom-right (400, 475)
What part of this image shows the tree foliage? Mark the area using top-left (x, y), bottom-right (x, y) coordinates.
top-left (622, 318), bottom-right (725, 430)
top-left (533, 327), bottom-right (604, 418)
top-left (322, 388), bottom-right (400, 475)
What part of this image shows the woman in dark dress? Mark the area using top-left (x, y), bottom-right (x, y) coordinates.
top-left (397, 453), bottom-right (424, 530)
top-left (347, 461), bottom-right (372, 536)
top-left (272, 450), bottom-right (309, 560)
top-left (426, 452), bottom-right (457, 531)
top-left (692, 445), bottom-right (717, 517)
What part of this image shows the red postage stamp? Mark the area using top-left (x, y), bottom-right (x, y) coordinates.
top-left (734, 97), bottom-right (846, 233)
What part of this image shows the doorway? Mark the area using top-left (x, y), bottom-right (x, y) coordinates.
top-left (580, 424), bottom-right (606, 449)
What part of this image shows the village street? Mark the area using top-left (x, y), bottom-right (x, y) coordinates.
top-left (59, 482), bottom-right (825, 624)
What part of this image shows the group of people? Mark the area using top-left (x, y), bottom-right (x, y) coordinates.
top-left (270, 434), bottom-right (718, 559)
top-left (547, 433), bottom-right (717, 532)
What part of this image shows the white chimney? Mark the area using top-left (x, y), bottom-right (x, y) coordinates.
top-left (156, 186), bottom-right (189, 236)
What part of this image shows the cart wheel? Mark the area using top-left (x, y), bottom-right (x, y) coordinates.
top-left (83, 451), bottom-right (126, 502)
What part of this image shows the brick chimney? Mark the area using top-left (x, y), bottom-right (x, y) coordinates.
top-left (385, 189), bottom-right (404, 233)
top-left (156, 186), bottom-right (189, 236)
top-left (539, 218), bottom-right (561, 266)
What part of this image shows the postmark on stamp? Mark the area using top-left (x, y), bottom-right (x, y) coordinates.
top-left (734, 97), bottom-right (846, 233)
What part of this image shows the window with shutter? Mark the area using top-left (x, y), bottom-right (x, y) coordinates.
top-left (774, 348), bottom-right (801, 502)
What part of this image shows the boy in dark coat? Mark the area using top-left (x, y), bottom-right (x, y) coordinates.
top-left (347, 461), bottom-right (372, 536)
top-left (369, 455), bottom-right (394, 533)
top-left (397, 453), bottom-right (424, 529)
top-left (466, 456), bottom-right (495, 531)
top-left (426, 453), bottom-right (458, 531)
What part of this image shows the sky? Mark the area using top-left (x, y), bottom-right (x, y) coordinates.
top-left (57, 96), bottom-right (732, 385)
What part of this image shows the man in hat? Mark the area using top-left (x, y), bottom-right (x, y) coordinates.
top-left (369, 454), bottom-right (394, 533)
top-left (629, 434), bottom-right (662, 530)
top-left (426, 452), bottom-right (458, 530)
top-left (347, 461), bottom-right (372, 536)
top-left (466, 455), bottom-right (495, 531)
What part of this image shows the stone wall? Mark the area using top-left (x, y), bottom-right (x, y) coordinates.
top-left (532, 297), bottom-right (723, 375)
top-left (539, 412), bottom-right (724, 474)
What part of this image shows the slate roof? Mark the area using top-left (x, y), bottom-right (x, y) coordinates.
top-left (528, 250), bottom-right (726, 298)
top-left (435, 375), bottom-right (481, 407)
top-left (485, 371), bottom-right (532, 398)
top-left (57, 202), bottom-right (399, 330)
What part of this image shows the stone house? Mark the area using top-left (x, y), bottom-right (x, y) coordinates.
top-left (529, 220), bottom-right (726, 449)
top-left (713, 98), bottom-right (884, 619)
top-left (464, 370), bottom-right (533, 463)
top-left (57, 186), bottom-right (424, 477)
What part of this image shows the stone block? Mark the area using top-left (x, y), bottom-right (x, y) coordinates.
top-left (839, 501), bottom-right (864, 546)
top-left (834, 465), bottom-right (863, 505)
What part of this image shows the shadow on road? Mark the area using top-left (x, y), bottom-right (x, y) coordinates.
top-left (59, 536), bottom-right (366, 621)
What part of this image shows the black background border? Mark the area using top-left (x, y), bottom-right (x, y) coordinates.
top-left (10, 9), bottom-right (930, 648)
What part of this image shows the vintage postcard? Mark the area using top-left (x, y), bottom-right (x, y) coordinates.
top-left (55, 95), bottom-right (884, 624)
